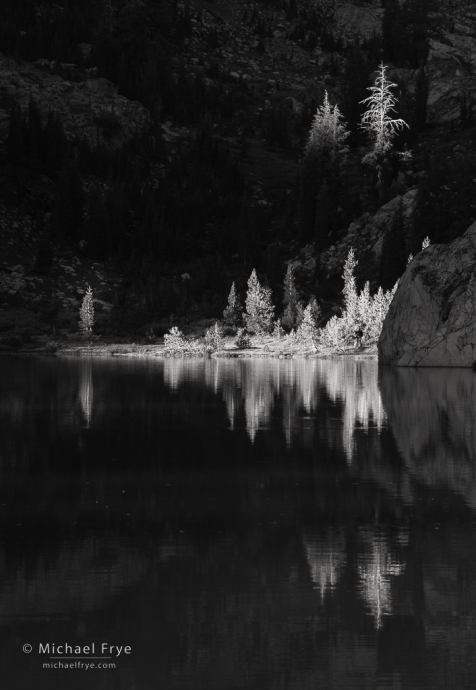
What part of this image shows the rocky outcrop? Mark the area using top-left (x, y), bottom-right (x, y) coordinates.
top-left (0, 52), bottom-right (152, 150)
top-left (377, 4), bottom-right (476, 126)
top-left (379, 222), bottom-right (476, 366)
top-left (335, 3), bottom-right (384, 43)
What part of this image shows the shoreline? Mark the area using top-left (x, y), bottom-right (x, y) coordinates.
top-left (0, 343), bottom-right (378, 360)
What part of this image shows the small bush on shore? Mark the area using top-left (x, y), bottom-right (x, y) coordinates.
top-left (235, 328), bottom-right (252, 349)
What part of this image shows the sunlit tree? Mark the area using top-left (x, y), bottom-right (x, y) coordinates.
top-left (79, 285), bottom-right (95, 340)
top-left (306, 90), bottom-right (349, 160)
top-left (244, 269), bottom-right (274, 334)
top-left (360, 62), bottom-right (409, 166)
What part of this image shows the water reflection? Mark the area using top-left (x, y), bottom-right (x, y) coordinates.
top-left (1, 357), bottom-right (476, 689)
top-left (162, 358), bottom-right (384, 454)
top-left (79, 359), bottom-right (93, 427)
top-left (357, 529), bottom-right (405, 629)
top-left (303, 529), bottom-right (346, 599)
top-left (379, 367), bottom-right (476, 508)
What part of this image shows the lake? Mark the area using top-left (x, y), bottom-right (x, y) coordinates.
top-left (1, 354), bottom-right (476, 689)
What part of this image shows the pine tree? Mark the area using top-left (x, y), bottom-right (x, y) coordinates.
top-left (243, 269), bottom-right (274, 334)
top-left (305, 91), bottom-right (349, 161)
top-left (204, 322), bottom-right (225, 352)
top-left (297, 298), bottom-right (321, 343)
top-left (79, 285), bottom-right (95, 340)
top-left (342, 248), bottom-right (358, 329)
top-left (281, 263), bottom-right (303, 330)
top-left (222, 282), bottom-right (242, 328)
top-left (300, 91), bottom-right (349, 238)
top-left (360, 63), bottom-right (409, 167)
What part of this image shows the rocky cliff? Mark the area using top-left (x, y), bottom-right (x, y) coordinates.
top-left (378, 222), bottom-right (476, 366)
top-left (0, 52), bottom-right (152, 149)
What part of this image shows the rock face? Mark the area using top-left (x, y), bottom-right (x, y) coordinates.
top-left (0, 52), bottom-right (152, 150)
top-left (379, 222), bottom-right (476, 366)
top-left (335, 3), bottom-right (384, 43)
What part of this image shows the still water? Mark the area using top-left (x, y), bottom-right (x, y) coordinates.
top-left (1, 355), bottom-right (476, 689)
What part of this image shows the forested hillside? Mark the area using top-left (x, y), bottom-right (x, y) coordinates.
top-left (1, 0), bottom-right (476, 345)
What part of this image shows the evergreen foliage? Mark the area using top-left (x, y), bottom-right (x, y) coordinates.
top-left (204, 322), bottom-right (225, 352)
top-left (244, 269), bottom-right (275, 335)
top-left (235, 328), bottom-right (252, 349)
top-left (360, 63), bottom-right (409, 167)
top-left (296, 298), bottom-right (321, 344)
top-left (79, 285), bottom-right (95, 339)
top-left (300, 91), bottom-right (349, 241)
top-left (281, 264), bottom-right (303, 330)
top-left (319, 249), bottom-right (397, 350)
top-left (222, 282), bottom-right (242, 328)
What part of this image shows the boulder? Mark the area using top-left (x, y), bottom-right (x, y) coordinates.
top-left (378, 222), bottom-right (476, 366)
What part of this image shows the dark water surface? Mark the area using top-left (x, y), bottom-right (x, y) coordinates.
top-left (1, 355), bottom-right (476, 689)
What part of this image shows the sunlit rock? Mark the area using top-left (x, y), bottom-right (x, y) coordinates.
top-left (379, 222), bottom-right (476, 366)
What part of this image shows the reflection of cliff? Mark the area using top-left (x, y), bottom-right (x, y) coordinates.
top-left (380, 368), bottom-right (476, 509)
top-left (303, 529), bottom-right (346, 599)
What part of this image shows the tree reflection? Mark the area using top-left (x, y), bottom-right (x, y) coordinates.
top-left (357, 529), bottom-right (405, 629)
top-left (302, 529), bottom-right (346, 599)
top-left (79, 359), bottom-right (94, 427)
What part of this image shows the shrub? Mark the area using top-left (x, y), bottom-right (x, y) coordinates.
top-left (235, 328), bottom-right (251, 349)
top-left (163, 327), bottom-right (204, 355)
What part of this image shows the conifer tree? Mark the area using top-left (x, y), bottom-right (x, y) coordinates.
top-left (243, 269), bottom-right (274, 334)
top-left (342, 248), bottom-right (358, 329)
top-left (281, 263), bottom-right (303, 330)
top-left (305, 91), bottom-right (349, 161)
top-left (79, 285), bottom-right (95, 340)
top-left (360, 63), bottom-right (409, 168)
top-left (300, 91), bottom-right (349, 239)
top-left (222, 282), bottom-right (242, 328)
top-left (297, 298), bottom-right (321, 343)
